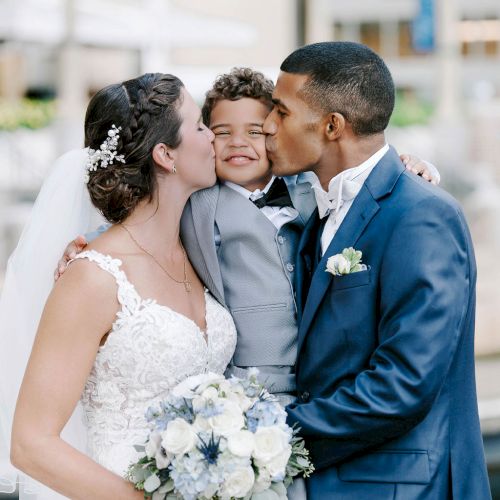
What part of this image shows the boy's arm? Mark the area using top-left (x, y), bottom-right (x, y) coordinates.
top-left (401, 154), bottom-right (440, 184)
top-left (289, 155), bottom-right (440, 186)
top-left (54, 223), bottom-right (111, 280)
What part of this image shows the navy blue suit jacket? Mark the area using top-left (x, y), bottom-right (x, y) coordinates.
top-left (287, 148), bottom-right (491, 499)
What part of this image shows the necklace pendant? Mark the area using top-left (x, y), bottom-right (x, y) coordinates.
top-left (184, 280), bottom-right (192, 293)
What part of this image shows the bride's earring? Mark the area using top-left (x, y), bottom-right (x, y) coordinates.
top-left (172, 164), bottom-right (176, 174)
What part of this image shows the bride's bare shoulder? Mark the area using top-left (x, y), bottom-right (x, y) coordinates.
top-left (56, 252), bottom-right (120, 309)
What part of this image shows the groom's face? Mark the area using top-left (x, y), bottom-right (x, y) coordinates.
top-left (263, 72), bottom-right (325, 177)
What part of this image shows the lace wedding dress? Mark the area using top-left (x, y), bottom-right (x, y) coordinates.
top-left (72, 250), bottom-right (237, 477)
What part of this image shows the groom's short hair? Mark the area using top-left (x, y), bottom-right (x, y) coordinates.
top-left (280, 41), bottom-right (395, 136)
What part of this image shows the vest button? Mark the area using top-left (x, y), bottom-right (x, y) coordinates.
top-left (301, 391), bottom-right (310, 402)
top-left (286, 263), bottom-right (294, 272)
top-left (278, 235), bottom-right (285, 244)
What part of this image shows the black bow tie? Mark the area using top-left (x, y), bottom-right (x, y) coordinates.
top-left (252, 177), bottom-right (294, 209)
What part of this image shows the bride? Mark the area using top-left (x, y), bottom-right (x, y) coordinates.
top-left (1, 73), bottom-right (237, 499)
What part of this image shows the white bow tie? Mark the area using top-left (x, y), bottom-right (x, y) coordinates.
top-left (313, 175), bottom-right (361, 219)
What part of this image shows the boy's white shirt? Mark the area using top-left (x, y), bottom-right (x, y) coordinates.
top-left (223, 176), bottom-right (299, 230)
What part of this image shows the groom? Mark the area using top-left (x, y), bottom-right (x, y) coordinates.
top-left (264, 42), bottom-right (491, 499)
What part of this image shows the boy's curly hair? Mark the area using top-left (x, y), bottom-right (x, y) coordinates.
top-left (202, 67), bottom-right (274, 126)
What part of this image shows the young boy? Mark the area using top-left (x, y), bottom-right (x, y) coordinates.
top-left (181, 68), bottom-right (318, 408)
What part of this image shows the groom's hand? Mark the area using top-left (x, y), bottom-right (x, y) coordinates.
top-left (400, 154), bottom-right (440, 185)
top-left (54, 235), bottom-right (88, 281)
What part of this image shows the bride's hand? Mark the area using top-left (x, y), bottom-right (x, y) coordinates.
top-left (400, 154), bottom-right (440, 185)
top-left (54, 235), bottom-right (88, 281)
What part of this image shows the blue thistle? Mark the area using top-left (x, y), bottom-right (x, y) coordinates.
top-left (197, 432), bottom-right (221, 465)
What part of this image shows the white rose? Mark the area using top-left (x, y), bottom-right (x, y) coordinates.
top-left (326, 254), bottom-right (351, 276)
top-left (226, 390), bottom-right (254, 412)
top-left (192, 395), bottom-right (206, 412)
top-left (161, 418), bottom-right (197, 455)
top-left (218, 379), bottom-right (232, 395)
top-left (202, 386), bottom-right (219, 401)
top-left (252, 468), bottom-right (272, 493)
top-left (227, 430), bottom-right (255, 458)
top-left (252, 426), bottom-right (289, 463)
top-left (196, 372), bottom-right (226, 393)
top-left (221, 466), bottom-right (255, 498)
top-left (145, 431), bottom-right (162, 458)
top-left (209, 400), bottom-right (245, 436)
top-left (192, 414), bottom-right (211, 433)
top-left (262, 445), bottom-right (291, 480)
top-left (171, 372), bottom-right (223, 398)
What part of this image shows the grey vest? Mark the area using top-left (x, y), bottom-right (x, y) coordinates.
top-left (180, 179), bottom-right (316, 396)
top-left (216, 184), bottom-right (301, 366)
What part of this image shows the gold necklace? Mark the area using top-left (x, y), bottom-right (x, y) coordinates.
top-left (120, 224), bottom-right (192, 292)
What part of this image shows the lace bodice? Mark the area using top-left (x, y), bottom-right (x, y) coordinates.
top-left (72, 250), bottom-right (237, 477)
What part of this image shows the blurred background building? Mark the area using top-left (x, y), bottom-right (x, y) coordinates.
top-left (0, 0), bottom-right (499, 497)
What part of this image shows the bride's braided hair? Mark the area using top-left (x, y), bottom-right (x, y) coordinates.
top-left (84, 73), bottom-right (184, 223)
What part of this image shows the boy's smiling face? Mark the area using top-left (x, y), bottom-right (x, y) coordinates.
top-left (210, 98), bottom-right (273, 192)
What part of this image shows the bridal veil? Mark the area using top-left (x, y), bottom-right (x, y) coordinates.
top-left (0, 148), bottom-right (104, 499)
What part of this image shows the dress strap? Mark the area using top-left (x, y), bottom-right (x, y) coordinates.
top-left (71, 250), bottom-right (142, 314)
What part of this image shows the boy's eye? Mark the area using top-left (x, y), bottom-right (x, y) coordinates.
top-left (214, 131), bottom-right (230, 136)
top-left (276, 109), bottom-right (287, 118)
top-left (249, 130), bottom-right (264, 136)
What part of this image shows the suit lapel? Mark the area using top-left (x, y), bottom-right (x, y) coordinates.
top-left (297, 187), bottom-right (379, 354)
top-left (295, 207), bottom-right (321, 322)
top-left (297, 147), bottom-right (405, 355)
top-left (187, 185), bottom-right (225, 305)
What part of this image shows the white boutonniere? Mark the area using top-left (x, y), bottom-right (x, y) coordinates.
top-left (326, 247), bottom-right (368, 276)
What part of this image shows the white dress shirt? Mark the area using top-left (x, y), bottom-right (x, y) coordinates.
top-left (312, 144), bottom-right (389, 255)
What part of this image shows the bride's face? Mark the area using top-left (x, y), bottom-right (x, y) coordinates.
top-left (173, 89), bottom-right (216, 191)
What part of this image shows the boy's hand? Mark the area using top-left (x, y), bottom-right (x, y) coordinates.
top-left (400, 154), bottom-right (440, 185)
top-left (54, 235), bottom-right (88, 281)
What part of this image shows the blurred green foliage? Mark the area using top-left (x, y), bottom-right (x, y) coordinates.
top-left (0, 98), bottom-right (56, 130)
top-left (390, 90), bottom-right (434, 127)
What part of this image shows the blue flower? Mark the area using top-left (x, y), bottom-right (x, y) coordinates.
top-left (169, 452), bottom-right (215, 499)
top-left (197, 432), bottom-right (221, 465)
top-left (246, 400), bottom-right (286, 430)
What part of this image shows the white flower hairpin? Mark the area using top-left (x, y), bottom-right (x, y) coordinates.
top-left (85, 124), bottom-right (125, 183)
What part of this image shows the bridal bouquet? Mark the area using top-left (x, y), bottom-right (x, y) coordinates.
top-left (127, 370), bottom-right (314, 500)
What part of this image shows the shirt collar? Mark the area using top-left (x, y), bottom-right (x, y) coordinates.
top-left (224, 175), bottom-right (276, 201)
top-left (312, 143), bottom-right (389, 218)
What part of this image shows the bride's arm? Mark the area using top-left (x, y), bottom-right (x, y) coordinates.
top-left (11, 260), bottom-right (143, 500)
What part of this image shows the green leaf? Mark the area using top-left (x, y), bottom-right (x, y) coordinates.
top-left (144, 473), bottom-right (161, 493)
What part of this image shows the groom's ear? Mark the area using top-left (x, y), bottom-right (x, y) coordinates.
top-left (325, 112), bottom-right (345, 141)
top-left (152, 143), bottom-right (175, 174)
